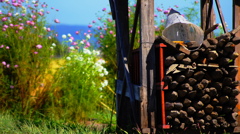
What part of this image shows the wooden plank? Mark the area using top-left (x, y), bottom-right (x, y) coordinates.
top-left (233, 0), bottom-right (240, 133)
top-left (140, 0), bottom-right (155, 132)
top-left (215, 0), bottom-right (227, 33)
top-left (201, 0), bottom-right (216, 38)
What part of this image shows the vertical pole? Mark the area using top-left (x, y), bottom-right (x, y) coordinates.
top-left (140, 0), bottom-right (155, 133)
top-left (159, 43), bottom-right (170, 129)
top-left (233, 0), bottom-right (240, 132)
top-left (113, 0), bottom-right (134, 130)
top-left (201, 0), bottom-right (216, 38)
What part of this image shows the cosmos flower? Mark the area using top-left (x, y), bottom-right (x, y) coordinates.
top-left (2, 61), bottom-right (6, 66)
top-left (62, 34), bottom-right (67, 39)
top-left (163, 10), bottom-right (170, 14)
top-left (36, 44), bottom-right (42, 49)
top-left (54, 19), bottom-right (60, 23)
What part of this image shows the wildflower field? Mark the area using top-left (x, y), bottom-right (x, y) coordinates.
top-left (0, 0), bottom-right (226, 133)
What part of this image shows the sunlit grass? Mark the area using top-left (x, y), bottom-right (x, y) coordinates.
top-left (0, 112), bottom-right (115, 134)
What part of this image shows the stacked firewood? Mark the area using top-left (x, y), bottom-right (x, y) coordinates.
top-left (163, 28), bottom-right (240, 131)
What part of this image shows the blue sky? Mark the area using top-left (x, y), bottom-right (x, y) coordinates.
top-left (46, 0), bottom-right (232, 30)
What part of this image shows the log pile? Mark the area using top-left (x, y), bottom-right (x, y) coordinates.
top-left (162, 28), bottom-right (240, 132)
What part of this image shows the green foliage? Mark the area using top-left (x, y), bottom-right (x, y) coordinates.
top-left (0, 0), bottom-right (112, 125)
top-left (0, 112), bottom-right (110, 134)
top-left (47, 45), bottom-right (109, 121)
top-left (0, 0), bottom-right (58, 116)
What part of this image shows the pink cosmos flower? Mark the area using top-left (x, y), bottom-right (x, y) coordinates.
top-left (71, 42), bottom-right (78, 45)
top-left (6, 46), bottom-right (10, 49)
top-left (10, 85), bottom-right (14, 89)
top-left (46, 28), bottom-right (51, 32)
top-left (75, 31), bottom-right (79, 35)
top-left (109, 31), bottom-right (113, 34)
top-left (88, 24), bottom-right (92, 28)
top-left (70, 36), bottom-right (74, 40)
top-left (14, 65), bottom-right (19, 68)
top-left (164, 10), bottom-right (170, 14)
top-left (54, 19), bottom-right (60, 23)
top-left (98, 17), bottom-right (101, 20)
top-left (100, 35), bottom-right (104, 38)
top-left (175, 5), bottom-right (179, 8)
top-left (36, 44), bottom-right (42, 49)
top-left (31, 15), bottom-right (36, 20)
top-left (195, 1), bottom-right (199, 4)
top-left (3, 25), bottom-right (8, 29)
top-left (6, 64), bottom-right (10, 68)
top-left (38, 11), bottom-right (44, 16)
top-left (2, 61), bottom-right (6, 66)
top-left (7, 12), bottom-right (12, 17)
top-left (19, 26), bottom-right (23, 30)
top-left (92, 20), bottom-right (96, 23)
top-left (161, 19), bottom-right (165, 23)
top-left (102, 8), bottom-right (106, 11)
top-left (12, 3), bottom-right (19, 7)
top-left (34, 51), bottom-right (38, 54)
top-left (85, 42), bottom-right (91, 48)
top-left (107, 18), bottom-right (112, 22)
top-left (157, 7), bottom-right (162, 12)
top-left (2, 17), bottom-right (8, 22)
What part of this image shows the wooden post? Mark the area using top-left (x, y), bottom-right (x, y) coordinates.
top-left (233, 0), bottom-right (240, 132)
top-left (201, 0), bottom-right (216, 38)
top-left (140, 0), bottom-right (156, 133)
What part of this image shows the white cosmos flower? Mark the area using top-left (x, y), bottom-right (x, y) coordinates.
top-left (14, 12), bottom-right (19, 16)
top-left (40, 9), bottom-right (44, 12)
top-left (52, 43), bottom-right (56, 47)
top-left (62, 34), bottom-right (67, 39)
top-left (69, 39), bottom-right (73, 42)
top-left (67, 33), bottom-right (71, 37)
top-left (80, 40), bottom-right (84, 44)
top-left (86, 34), bottom-right (91, 39)
top-left (101, 80), bottom-right (108, 87)
top-left (66, 57), bottom-right (71, 60)
top-left (92, 50), bottom-right (100, 55)
top-left (83, 48), bottom-right (91, 55)
top-left (69, 46), bottom-right (74, 50)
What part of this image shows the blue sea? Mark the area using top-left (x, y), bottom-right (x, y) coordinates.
top-left (50, 24), bottom-right (98, 45)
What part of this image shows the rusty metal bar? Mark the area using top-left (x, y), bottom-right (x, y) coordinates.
top-left (158, 43), bottom-right (170, 129)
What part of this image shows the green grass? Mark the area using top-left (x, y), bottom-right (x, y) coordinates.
top-left (0, 112), bottom-right (116, 134)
